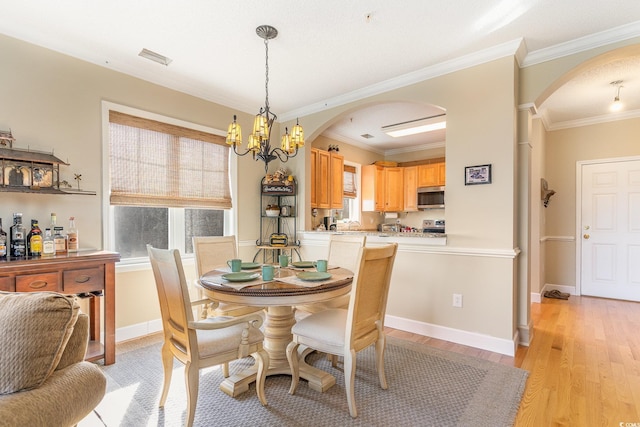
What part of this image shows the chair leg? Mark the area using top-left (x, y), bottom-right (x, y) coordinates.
top-left (222, 362), bottom-right (230, 378)
top-left (344, 349), bottom-right (358, 418)
top-left (286, 341), bottom-right (300, 394)
top-left (184, 362), bottom-right (199, 427)
top-left (253, 349), bottom-right (269, 406)
top-left (329, 354), bottom-right (339, 368)
top-left (159, 343), bottom-right (174, 407)
top-left (375, 336), bottom-right (388, 389)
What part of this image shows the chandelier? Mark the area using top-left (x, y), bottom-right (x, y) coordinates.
top-left (226, 25), bottom-right (304, 172)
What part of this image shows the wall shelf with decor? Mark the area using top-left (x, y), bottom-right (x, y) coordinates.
top-left (253, 175), bottom-right (301, 263)
top-left (0, 145), bottom-right (95, 195)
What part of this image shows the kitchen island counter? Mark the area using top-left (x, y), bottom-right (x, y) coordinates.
top-left (300, 230), bottom-right (447, 246)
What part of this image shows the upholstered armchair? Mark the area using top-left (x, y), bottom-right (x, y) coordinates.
top-left (0, 291), bottom-right (106, 427)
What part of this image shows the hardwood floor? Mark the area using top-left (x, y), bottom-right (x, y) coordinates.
top-left (385, 295), bottom-right (640, 426)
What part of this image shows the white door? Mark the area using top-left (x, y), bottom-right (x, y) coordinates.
top-left (580, 159), bottom-right (640, 301)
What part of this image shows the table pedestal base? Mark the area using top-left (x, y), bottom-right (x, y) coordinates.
top-left (218, 306), bottom-right (336, 397)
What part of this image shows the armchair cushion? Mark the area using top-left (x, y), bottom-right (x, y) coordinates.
top-left (0, 292), bottom-right (80, 394)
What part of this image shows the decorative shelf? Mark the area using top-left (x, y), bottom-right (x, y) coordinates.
top-left (0, 146), bottom-right (95, 195)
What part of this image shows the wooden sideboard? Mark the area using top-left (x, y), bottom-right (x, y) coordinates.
top-left (0, 250), bottom-right (120, 365)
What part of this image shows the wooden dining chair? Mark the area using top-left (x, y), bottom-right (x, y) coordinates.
top-left (192, 235), bottom-right (264, 317)
top-left (295, 233), bottom-right (366, 315)
top-left (147, 245), bottom-right (268, 427)
top-left (286, 243), bottom-right (398, 418)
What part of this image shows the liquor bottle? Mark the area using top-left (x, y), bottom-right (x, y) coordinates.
top-left (0, 218), bottom-right (7, 258)
top-left (42, 228), bottom-right (55, 257)
top-left (28, 220), bottom-right (43, 257)
top-left (49, 212), bottom-right (57, 231)
top-left (67, 216), bottom-right (78, 252)
top-left (10, 213), bottom-right (26, 258)
top-left (53, 226), bottom-right (67, 254)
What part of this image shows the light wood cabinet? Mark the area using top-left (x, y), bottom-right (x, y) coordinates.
top-left (362, 165), bottom-right (404, 212)
top-left (329, 152), bottom-right (344, 209)
top-left (385, 167), bottom-right (404, 211)
top-left (310, 148), bottom-right (343, 209)
top-left (417, 162), bottom-right (446, 187)
top-left (403, 166), bottom-right (418, 211)
top-left (310, 148), bottom-right (317, 207)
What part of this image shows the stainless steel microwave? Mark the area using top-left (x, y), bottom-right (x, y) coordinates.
top-left (417, 186), bottom-right (445, 209)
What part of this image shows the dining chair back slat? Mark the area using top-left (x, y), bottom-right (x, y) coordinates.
top-left (295, 234), bottom-right (366, 315)
top-left (192, 236), bottom-right (264, 318)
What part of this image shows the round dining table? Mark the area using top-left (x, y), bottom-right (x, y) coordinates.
top-left (199, 265), bottom-right (353, 397)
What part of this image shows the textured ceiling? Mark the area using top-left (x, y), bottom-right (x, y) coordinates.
top-left (1, 1), bottom-right (639, 152)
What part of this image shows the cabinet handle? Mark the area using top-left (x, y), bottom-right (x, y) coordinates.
top-left (75, 275), bottom-right (91, 283)
top-left (29, 280), bottom-right (48, 289)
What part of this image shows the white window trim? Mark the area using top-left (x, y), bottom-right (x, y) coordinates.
top-left (342, 160), bottom-right (361, 223)
top-left (101, 101), bottom-right (237, 271)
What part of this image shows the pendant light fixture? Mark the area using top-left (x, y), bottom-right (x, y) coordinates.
top-left (610, 80), bottom-right (623, 112)
top-left (226, 25), bottom-right (304, 172)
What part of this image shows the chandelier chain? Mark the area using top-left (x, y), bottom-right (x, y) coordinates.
top-left (264, 38), bottom-right (269, 112)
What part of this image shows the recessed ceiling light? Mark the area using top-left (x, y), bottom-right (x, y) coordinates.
top-left (138, 48), bottom-right (172, 66)
top-left (382, 115), bottom-right (446, 138)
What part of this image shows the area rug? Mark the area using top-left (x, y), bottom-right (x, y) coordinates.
top-left (86, 335), bottom-right (527, 427)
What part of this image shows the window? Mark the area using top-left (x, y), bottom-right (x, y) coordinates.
top-left (106, 107), bottom-right (231, 261)
top-left (341, 162), bottom-right (360, 223)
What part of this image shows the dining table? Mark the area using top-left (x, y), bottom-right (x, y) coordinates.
top-left (199, 264), bottom-right (353, 397)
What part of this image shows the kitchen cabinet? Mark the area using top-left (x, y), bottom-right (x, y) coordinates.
top-left (418, 162), bottom-right (446, 187)
top-left (310, 148), bottom-right (318, 207)
top-left (329, 152), bottom-right (344, 209)
top-left (310, 148), bottom-right (343, 209)
top-left (0, 250), bottom-right (120, 365)
top-left (362, 165), bottom-right (404, 212)
top-left (403, 166), bottom-right (418, 211)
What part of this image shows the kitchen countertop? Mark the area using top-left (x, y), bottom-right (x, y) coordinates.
top-left (302, 230), bottom-right (447, 238)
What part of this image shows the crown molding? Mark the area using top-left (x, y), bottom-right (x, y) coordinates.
top-left (280, 38), bottom-right (524, 122)
top-left (545, 108), bottom-right (640, 131)
top-left (321, 130), bottom-right (385, 155)
top-left (384, 141), bottom-right (446, 156)
top-left (521, 21), bottom-right (640, 67)
top-left (321, 129), bottom-right (446, 156)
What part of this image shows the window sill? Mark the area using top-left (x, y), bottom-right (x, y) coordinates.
top-left (116, 254), bottom-right (195, 273)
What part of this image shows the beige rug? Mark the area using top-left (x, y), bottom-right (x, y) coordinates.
top-left (81, 334), bottom-right (527, 426)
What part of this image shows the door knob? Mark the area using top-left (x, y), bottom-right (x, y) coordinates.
top-left (583, 234), bottom-right (590, 239)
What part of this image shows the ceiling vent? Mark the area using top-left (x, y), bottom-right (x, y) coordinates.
top-left (360, 133), bottom-right (375, 139)
top-left (138, 48), bottom-right (172, 66)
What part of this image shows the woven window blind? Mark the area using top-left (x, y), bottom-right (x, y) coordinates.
top-left (343, 164), bottom-right (357, 198)
top-left (108, 111), bottom-right (231, 209)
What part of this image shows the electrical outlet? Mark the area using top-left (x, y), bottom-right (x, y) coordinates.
top-left (453, 293), bottom-right (463, 308)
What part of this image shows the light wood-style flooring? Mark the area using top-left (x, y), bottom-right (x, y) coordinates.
top-left (385, 295), bottom-right (640, 426)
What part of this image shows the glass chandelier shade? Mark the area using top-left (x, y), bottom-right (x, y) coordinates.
top-left (225, 25), bottom-right (305, 172)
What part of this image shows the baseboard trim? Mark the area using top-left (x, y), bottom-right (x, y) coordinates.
top-left (117, 316), bottom-right (517, 356)
top-left (385, 315), bottom-right (517, 356)
top-left (518, 319), bottom-right (534, 347)
top-left (116, 319), bottom-right (162, 343)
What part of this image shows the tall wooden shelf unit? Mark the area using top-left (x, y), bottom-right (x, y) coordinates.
top-left (254, 177), bottom-right (301, 263)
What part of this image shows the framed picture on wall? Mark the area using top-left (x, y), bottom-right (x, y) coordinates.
top-left (464, 164), bottom-right (492, 185)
